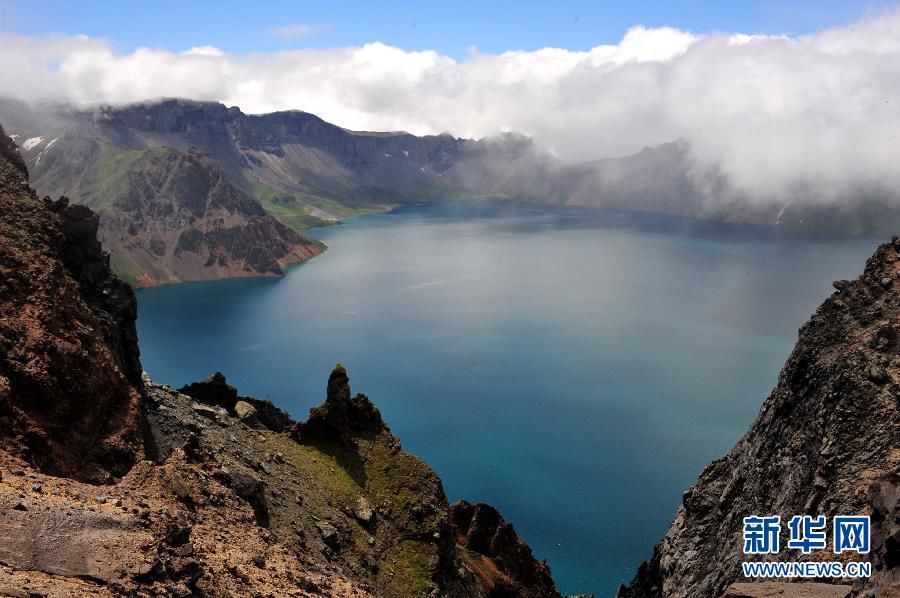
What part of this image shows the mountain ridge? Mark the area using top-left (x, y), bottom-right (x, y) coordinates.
top-left (9, 97), bottom-right (900, 237)
top-left (89, 145), bottom-right (324, 286)
top-left (10, 97), bottom-right (900, 287)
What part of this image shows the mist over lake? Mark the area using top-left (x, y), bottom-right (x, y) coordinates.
top-left (136, 202), bottom-right (876, 595)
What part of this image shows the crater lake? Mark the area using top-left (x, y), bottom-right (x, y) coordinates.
top-left (136, 202), bottom-right (876, 595)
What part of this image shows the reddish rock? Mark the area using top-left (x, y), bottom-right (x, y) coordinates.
top-left (449, 500), bottom-right (560, 598)
top-left (0, 125), bottom-right (142, 482)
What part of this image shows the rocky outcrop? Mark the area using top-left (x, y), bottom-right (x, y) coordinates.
top-left (619, 241), bottom-right (900, 597)
top-left (138, 366), bottom-right (562, 597)
top-left (4, 363), bottom-right (562, 595)
top-left (0, 124), bottom-right (142, 482)
top-left (57, 200), bottom-right (142, 386)
top-left (450, 500), bottom-right (561, 598)
top-left (291, 365), bottom-right (386, 445)
top-left (178, 371), bottom-right (294, 432)
top-left (178, 372), bottom-right (239, 411)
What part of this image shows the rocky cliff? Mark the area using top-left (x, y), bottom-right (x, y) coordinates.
top-left (0, 124), bottom-right (142, 482)
top-left (619, 241), bottom-right (900, 597)
top-left (0, 128), bottom-right (561, 596)
top-left (450, 500), bottom-right (560, 598)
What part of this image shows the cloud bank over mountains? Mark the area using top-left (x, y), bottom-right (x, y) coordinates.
top-left (3, 9), bottom-right (900, 201)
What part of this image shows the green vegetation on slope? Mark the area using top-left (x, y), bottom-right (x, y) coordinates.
top-left (245, 172), bottom-right (384, 232)
top-left (264, 431), bottom-right (439, 597)
top-left (78, 145), bottom-right (159, 209)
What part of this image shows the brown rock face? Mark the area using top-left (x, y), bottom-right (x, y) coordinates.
top-left (450, 500), bottom-right (561, 598)
top-left (619, 241), bottom-right (900, 597)
top-left (0, 125), bottom-right (142, 482)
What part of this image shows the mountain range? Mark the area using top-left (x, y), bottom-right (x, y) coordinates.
top-left (5, 97), bottom-right (900, 286)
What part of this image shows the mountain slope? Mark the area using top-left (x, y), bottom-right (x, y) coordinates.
top-left (85, 146), bottom-right (323, 286)
top-left (2, 99), bottom-right (478, 221)
top-left (1, 100), bottom-right (327, 286)
top-left (1, 99), bottom-right (711, 224)
top-left (619, 241), bottom-right (900, 597)
top-left (9, 97), bottom-right (900, 238)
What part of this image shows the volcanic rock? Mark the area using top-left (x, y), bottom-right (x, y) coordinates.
top-left (234, 400), bottom-right (257, 421)
top-left (0, 130), bottom-right (564, 597)
top-left (450, 500), bottom-right (561, 598)
top-left (353, 496), bottom-right (374, 524)
top-left (179, 372), bottom-right (238, 411)
top-left (291, 365), bottom-right (385, 445)
top-left (619, 241), bottom-right (900, 597)
top-left (0, 124), bottom-right (142, 482)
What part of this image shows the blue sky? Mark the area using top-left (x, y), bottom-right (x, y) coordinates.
top-left (6, 0), bottom-right (890, 58)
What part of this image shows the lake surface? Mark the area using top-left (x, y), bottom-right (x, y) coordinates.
top-left (136, 202), bottom-right (877, 596)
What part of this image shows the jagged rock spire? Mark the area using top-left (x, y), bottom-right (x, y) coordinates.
top-left (293, 365), bottom-right (385, 445)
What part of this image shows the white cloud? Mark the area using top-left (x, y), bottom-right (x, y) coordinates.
top-left (2, 9), bottom-right (900, 202)
top-left (267, 24), bottom-right (330, 39)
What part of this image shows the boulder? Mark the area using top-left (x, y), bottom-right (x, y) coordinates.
top-left (191, 403), bottom-right (227, 421)
top-left (352, 497), bottom-right (374, 524)
top-left (234, 401), bottom-right (257, 422)
top-left (316, 521), bottom-right (340, 548)
top-left (241, 397), bottom-right (293, 432)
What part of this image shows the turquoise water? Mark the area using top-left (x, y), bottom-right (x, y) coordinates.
top-left (136, 203), bottom-right (876, 596)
